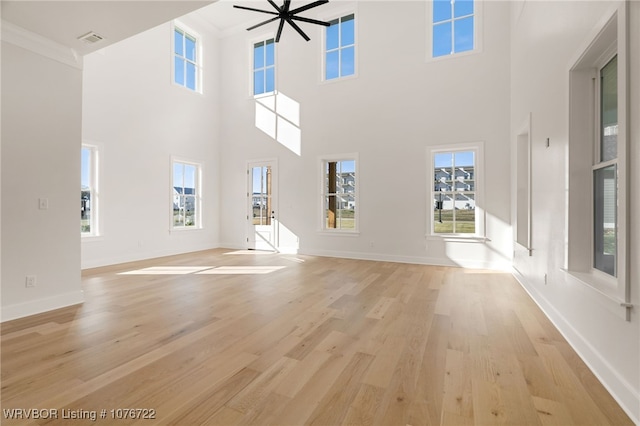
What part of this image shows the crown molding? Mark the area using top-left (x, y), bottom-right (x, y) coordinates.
top-left (1, 20), bottom-right (82, 69)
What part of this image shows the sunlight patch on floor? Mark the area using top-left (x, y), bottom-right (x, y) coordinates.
top-left (196, 266), bottom-right (286, 275)
top-left (119, 266), bottom-right (213, 275)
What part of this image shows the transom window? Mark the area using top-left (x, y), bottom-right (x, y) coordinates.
top-left (432, 0), bottom-right (475, 57)
top-left (172, 160), bottom-right (202, 229)
top-left (254, 38), bottom-right (275, 96)
top-left (324, 14), bottom-right (355, 80)
top-left (321, 157), bottom-right (357, 231)
top-left (174, 25), bottom-right (199, 91)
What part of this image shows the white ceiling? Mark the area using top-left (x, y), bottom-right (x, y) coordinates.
top-left (1, 0), bottom-right (347, 56)
top-left (1, 1), bottom-right (217, 55)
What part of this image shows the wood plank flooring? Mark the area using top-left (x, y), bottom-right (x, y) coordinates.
top-left (1, 249), bottom-right (633, 425)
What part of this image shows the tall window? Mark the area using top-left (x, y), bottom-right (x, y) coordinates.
top-left (567, 8), bottom-right (628, 311)
top-left (430, 144), bottom-right (482, 236)
top-left (321, 157), bottom-right (357, 231)
top-left (174, 26), bottom-right (199, 91)
top-left (254, 38), bottom-right (275, 96)
top-left (172, 160), bottom-right (201, 229)
top-left (81, 144), bottom-right (99, 236)
top-left (593, 55), bottom-right (618, 276)
top-left (325, 14), bottom-right (355, 80)
top-left (432, 0), bottom-right (475, 58)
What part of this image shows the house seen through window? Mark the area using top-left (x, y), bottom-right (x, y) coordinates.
top-left (432, 149), bottom-right (476, 234)
top-left (322, 158), bottom-right (357, 231)
top-left (173, 160), bottom-right (201, 228)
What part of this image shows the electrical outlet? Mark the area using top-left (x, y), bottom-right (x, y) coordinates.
top-left (25, 275), bottom-right (37, 288)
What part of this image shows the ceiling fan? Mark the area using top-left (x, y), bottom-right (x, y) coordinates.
top-left (233, 0), bottom-right (331, 42)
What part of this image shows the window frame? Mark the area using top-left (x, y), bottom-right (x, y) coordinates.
top-left (426, 0), bottom-right (483, 61)
top-left (252, 37), bottom-right (276, 97)
top-left (172, 21), bottom-right (202, 93)
top-left (319, 153), bottom-right (359, 234)
top-left (566, 4), bottom-right (629, 316)
top-left (321, 10), bottom-right (357, 82)
top-left (171, 157), bottom-right (203, 231)
top-left (81, 143), bottom-right (100, 238)
top-left (592, 51), bottom-right (618, 278)
top-left (427, 142), bottom-right (485, 240)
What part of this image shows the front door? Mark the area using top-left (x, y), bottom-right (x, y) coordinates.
top-left (247, 161), bottom-right (277, 250)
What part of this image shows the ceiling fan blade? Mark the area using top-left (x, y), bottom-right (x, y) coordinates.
top-left (286, 18), bottom-right (310, 41)
top-left (267, 0), bottom-right (282, 13)
top-left (290, 15), bottom-right (331, 26)
top-left (233, 5), bottom-right (279, 15)
top-left (275, 18), bottom-right (286, 42)
top-left (290, 0), bottom-right (329, 15)
top-left (247, 16), bottom-right (280, 31)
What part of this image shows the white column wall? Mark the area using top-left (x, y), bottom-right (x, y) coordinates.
top-left (81, 18), bottom-right (221, 269)
top-left (1, 41), bottom-right (84, 320)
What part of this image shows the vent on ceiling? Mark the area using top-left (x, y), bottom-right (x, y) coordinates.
top-left (77, 31), bottom-right (104, 44)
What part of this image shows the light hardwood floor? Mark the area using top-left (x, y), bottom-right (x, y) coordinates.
top-left (1, 249), bottom-right (633, 425)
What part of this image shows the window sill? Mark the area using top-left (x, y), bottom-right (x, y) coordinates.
top-left (562, 268), bottom-right (620, 302)
top-left (318, 230), bottom-right (360, 237)
top-left (81, 235), bottom-right (103, 242)
top-left (425, 48), bottom-right (482, 64)
top-left (319, 73), bottom-right (358, 85)
top-left (426, 234), bottom-right (490, 243)
top-left (170, 226), bottom-right (203, 233)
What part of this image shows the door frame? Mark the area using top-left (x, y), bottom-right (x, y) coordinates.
top-left (246, 158), bottom-right (278, 251)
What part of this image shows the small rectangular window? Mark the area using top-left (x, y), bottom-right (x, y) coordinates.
top-left (429, 143), bottom-right (483, 238)
top-left (321, 157), bottom-right (357, 231)
top-left (324, 14), bottom-right (355, 80)
top-left (431, 0), bottom-right (476, 58)
top-left (433, 150), bottom-right (476, 234)
top-left (254, 38), bottom-right (275, 96)
top-left (174, 26), bottom-right (200, 92)
top-left (81, 144), bottom-right (99, 236)
top-left (172, 160), bottom-right (202, 229)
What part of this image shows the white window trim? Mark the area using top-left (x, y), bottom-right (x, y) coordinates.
top-left (425, 0), bottom-right (484, 62)
top-left (171, 21), bottom-right (203, 94)
top-left (318, 153), bottom-right (360, 234)
top-left (81, 141), bottom-right (101, 240)
top-left (170, 156), bottom-right (203, 231)
top-left (566, 3), bottom-right (630, 317)
top-left (319, 4), bottom-right (358, 83)
top-left (427, 142), bottom-right (486, 241)
top-left (249, 33), bottom-right (277, 99)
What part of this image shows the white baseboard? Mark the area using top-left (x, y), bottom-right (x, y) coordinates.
top-left (512, 269), bottom-right (640, 425)
top-left (299, 248), bottom-right (512, 271)
top-left (1, 290), bottom-right (85, 323)
top-left (81, 244), bottom-right (221, 270)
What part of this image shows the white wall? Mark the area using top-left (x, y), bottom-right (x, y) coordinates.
top-left (1, 38), bottom-right (84, 321)
top-left (81, 16), bottom-right (221, 269)
top-left (510, 1), bottom-right (639, 422)
top-left (219, 1), bottom-right (513, 270)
